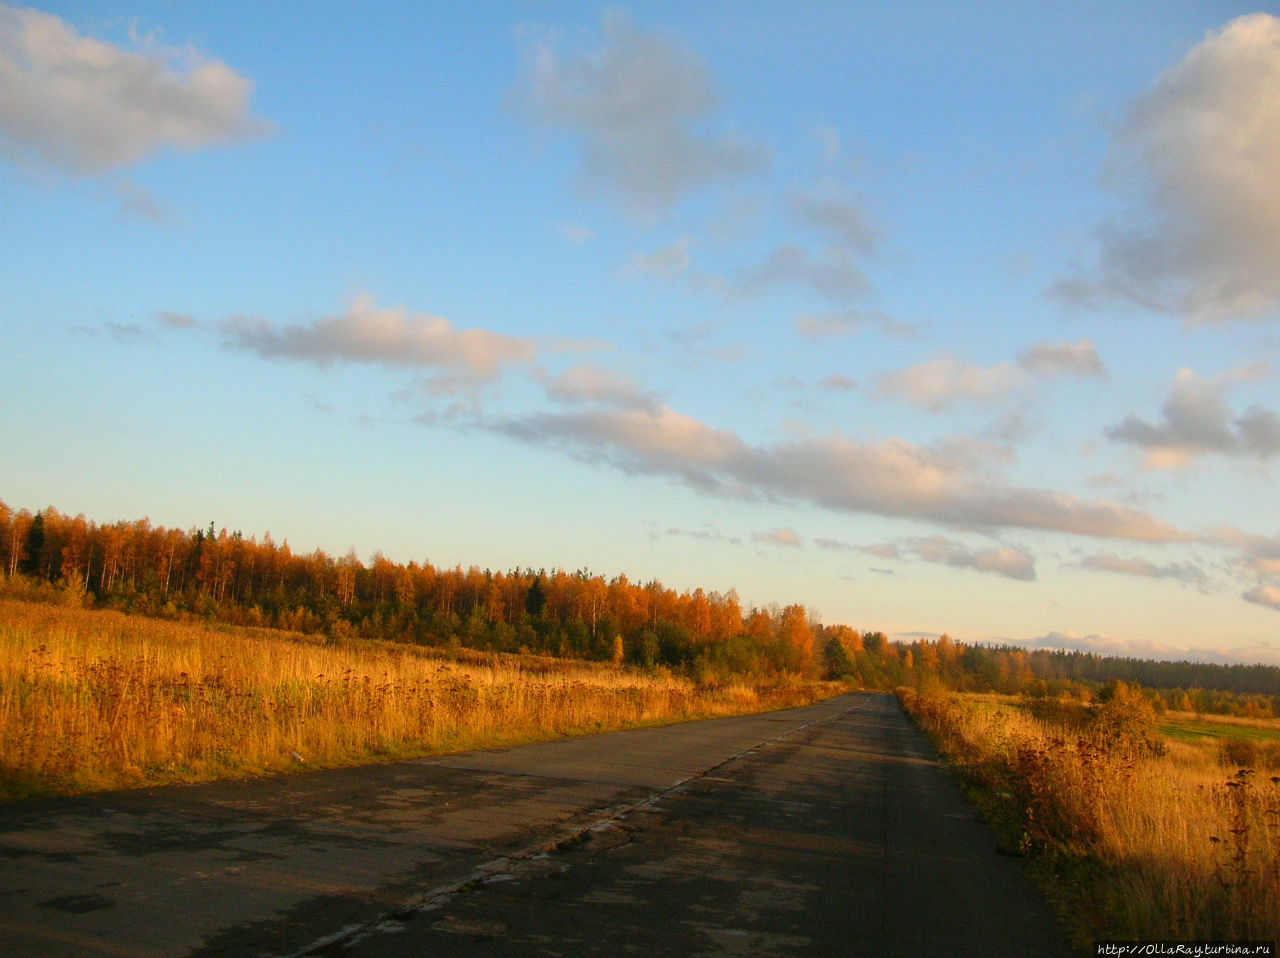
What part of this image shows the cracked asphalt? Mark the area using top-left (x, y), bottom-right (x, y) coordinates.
top-left (0, 692), bottom-right (1074, 957)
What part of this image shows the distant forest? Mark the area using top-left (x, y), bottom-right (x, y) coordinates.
top-left (2, 500), bottom-right (1278, 715)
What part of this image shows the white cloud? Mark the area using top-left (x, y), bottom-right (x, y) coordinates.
top-left (735, 244), bottom-right (869, 303)
top-left (868, 535), bottom-right (1036, 581)
top-left (1053, 14), bottom-right (1280, 322)
top-left (915, 537), bottom-right (1036, 581)
top-left (664, 320), bottom-right (744, 364)
top-left (621, 238), bottom-right (691, 279)
top-left (818, 374), bottom-right (858, 393)
top-left (544, 363), bottom-right (658, 411)
top-left (0, 5), bottom-right (269, 174)
top-left (1244, 585), bottom-right (1280, 612)
top-left (787, 180), bottom-right (880, 257)
top-left (517, 12), bottom-right (764, 217)
top-left (1017, 339), bottom-right (1107, 380)
top-left (793, 309), bottom-right (920, 341)
top-left (103, 321), bottom-right (152, 345)
top-left (752, 527), bottom-right (802, 548)
top-left (492, 404), bottom-right (745, 492)
top-left (660, 525), bottom-right (742, 546)
top-left (486, 401), bottom-right (1189, 543)
top-left (1106, 367), bottom-right (1280, 468)
top-left (1077, 552), bottom-right (1209, 589)
top-left (155, 310), bottom-right (199, 329)
top-left (215, 293), bottom-right (537, 385)
top-left (878, 355), bottom-right (1026, 411)
top-left (110, 177), bottom-right (171, 222)
top-left (815, 537), bottom-right (862, 553)
top-left (1207, 527), bottom-right (1280, 584)
top-left (879, 342), bottom-right (1108, 413)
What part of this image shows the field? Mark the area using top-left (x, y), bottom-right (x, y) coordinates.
top-left (1162, 712), bottom-right (1280, 746)
top-left (899, 687), bottom-right (1280, 946)
top-left (0, 599), bottom-right (840, 800)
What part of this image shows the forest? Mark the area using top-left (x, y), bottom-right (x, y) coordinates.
top-left (2, 500), bottom-right (1277, 714)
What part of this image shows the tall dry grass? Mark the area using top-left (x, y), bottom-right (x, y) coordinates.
top-left (899, 687), bottom-right (1280, 945)
top-left (0, 600), bottom-right (836, 799)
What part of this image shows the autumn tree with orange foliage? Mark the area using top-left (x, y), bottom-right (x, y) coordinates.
top-left (3, 499), bottom-right (1279, 711)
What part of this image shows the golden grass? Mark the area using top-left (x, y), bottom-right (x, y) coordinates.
top-left (899, 688), bottom-right (1280, 946)
top-left (0, 600), bottom-right (840, 800)
top-left (1165, 711), bottom-right (1280, 732)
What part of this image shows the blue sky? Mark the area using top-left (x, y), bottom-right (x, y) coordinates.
top-left (3, 2), bottom-right (1279, 664)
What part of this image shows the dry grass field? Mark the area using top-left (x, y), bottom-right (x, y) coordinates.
top-left (899, 687), bottom-right (1280, 946)
top-left (0, 599), bottom-right (839, 800)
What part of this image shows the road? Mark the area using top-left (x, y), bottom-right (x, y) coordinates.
top-left (0, 692), bottom-right (1074, 957)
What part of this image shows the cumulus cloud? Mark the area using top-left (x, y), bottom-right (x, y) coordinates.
top-left (1052, 14), bottom-right (1280, 322)
top-left (1207, 528), bottom-right (1280, 588)
top-left (1017, 339), bottom-right (1107, 380)
top-left (110, 177), bottom-right (171, 222)
top-left (818, 374), bottom-right (858, 393)
top-left (1244, 585), bottom-right (1280, 612)
top-left (215, 294), bottom-right (537, 386)
top-left (0, 5), bottom-right (269, 174)
top-left (879, 342), bottom-right (1108, 412)
top-left (863, 542), bottom-right (905, 559)
top-left (544, 362), bottom-right (658, 411)
top-left (485, 401), bottom-right (1189, 542)
top-left (793, 309), bottom-right (920, 341)
top-left (621, 238), bottom-right (691, 279)
top-left (857, 536), bottom-right (1035, 580)
top-left (491, 404), bottom-right (745, 492)
top-left (752, 527), bottom-right (802, 548)
top-left (1106, 367), bottom-right (1280, 468)
top-left (735, 244), bottom-right (869, 303)
top-left (904, 536), bottom-right (1036, 581)
top-left (658, 525), bottom-right (742, 546)
top-left (787, 181), bottom-right (880, 257)
top-left (878, 356), bottom-right (1026, 411)
top-left (1077, 552), bottom-right (1209, 589)
top-left (155, 310), bottom-right (199, 329)
top-left (103, 321), bottom-right (153, 345)
top-left (517, 12), bottom-right (764, 217)
top-left (663, 319), bottom-right (744, 364)
top-left (815, 537), bottom-right (861, 553)
top-left (1241, 538), bottom-right (1280, 581)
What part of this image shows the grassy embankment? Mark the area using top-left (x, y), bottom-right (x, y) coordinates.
top-left (0, 599), bottom-right (841, 801)
top-left (898, 687), bottom-right (1280, 948)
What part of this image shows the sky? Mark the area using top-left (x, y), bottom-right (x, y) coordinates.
top-left (2, 2), bottom-right (1279, 666)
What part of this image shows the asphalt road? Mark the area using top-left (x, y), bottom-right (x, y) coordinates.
top-left (0, 692), bottom-right (1074, 957)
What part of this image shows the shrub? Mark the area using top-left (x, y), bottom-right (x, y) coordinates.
top-left (1218, 737), bottom-right (1260, 770)
top-left (1091, 680), bottom-right (1165, 757)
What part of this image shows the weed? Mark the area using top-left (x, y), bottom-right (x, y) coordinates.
top-left (898, 687), bottom-right (1280, 944)
top-left (0, 600), bottom-right (840, 799)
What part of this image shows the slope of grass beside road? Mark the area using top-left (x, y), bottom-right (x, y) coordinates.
top-left (0, 600), bottom-right (841, 800)
top-left (898, 687), bottom-right (1280, 948)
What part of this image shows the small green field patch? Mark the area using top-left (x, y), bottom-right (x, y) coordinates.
top-left (1160, 717), bottom-right (1280, 744)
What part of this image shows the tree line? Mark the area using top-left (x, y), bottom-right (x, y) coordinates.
top-left (0, 501), bottom-right (822, 677)
top-left (2, 500), bottom-right (1277, 714)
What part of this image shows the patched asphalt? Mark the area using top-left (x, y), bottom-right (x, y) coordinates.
top-left (0, 692), bottom-right (1074, 956)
